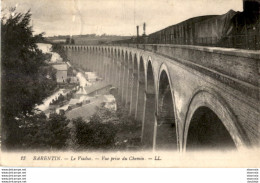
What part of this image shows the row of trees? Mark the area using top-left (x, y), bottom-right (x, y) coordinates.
top-left (14, 104), bottom-right (141, 151)
top-left (1, 9), bottom-right (57, 149)
top-left (19, 113), bottom-right (70, 150)
top-left (70, 105), bottom-right (141, 150)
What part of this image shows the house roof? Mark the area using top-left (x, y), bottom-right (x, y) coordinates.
top-left (85, 81), bottom-right (112, 95)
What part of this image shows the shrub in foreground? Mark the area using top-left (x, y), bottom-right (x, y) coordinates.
top-left (73, 117), bottom-right (117, 149)
top-left (20, 113), bottom-right (70, 150)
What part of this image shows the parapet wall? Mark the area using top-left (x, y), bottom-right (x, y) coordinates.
top-left (126, 44), bottom-right (259, 100)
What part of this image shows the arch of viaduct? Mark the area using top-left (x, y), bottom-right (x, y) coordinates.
top-left (63, 44), bottom-right (259, 151)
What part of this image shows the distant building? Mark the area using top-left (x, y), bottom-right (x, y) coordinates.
top-left (51, 63), bottom-right (68, 83)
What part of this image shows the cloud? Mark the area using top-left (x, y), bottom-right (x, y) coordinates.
top-left (2, 0), bottom-right (243, 36)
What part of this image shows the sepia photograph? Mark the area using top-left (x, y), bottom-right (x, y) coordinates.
top-left (0, 0), bottom-right (259, 168)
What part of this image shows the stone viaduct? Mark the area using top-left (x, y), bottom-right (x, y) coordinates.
top-left (63, 44), bottom-right (259, 152)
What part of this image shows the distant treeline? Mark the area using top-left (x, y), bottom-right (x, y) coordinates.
top-left (46, 34), bottom-right (132, 39)
top-left (45, 34), bottom-right (133, 45)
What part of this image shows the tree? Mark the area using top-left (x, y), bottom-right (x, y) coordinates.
top-left (19, 113), bottom-right (70, 150)
top-left (71, 106), bottom-right (141, 150)
top-left (73, 117), bottom-right (117, 149)
top-left (1, 9), bottom-right (57, 148)
top-left (52, 43), bottom-right (68, 61)
top-left (47, 113), bottom-right (70, 149)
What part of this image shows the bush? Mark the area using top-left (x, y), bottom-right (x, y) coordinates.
top-left (73, 117), bottom-right (117, 149)
top-left (47, 113), bottom-right (70, 149)
top-left (115, 103), bottom-right (140, 132)
top-left (71, 105), bottom-right (141, 150)
top-left (20, 113), bottom-right (70, 150)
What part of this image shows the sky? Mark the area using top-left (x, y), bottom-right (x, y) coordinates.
top-left (2, 0), bottom-right (243, 36)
